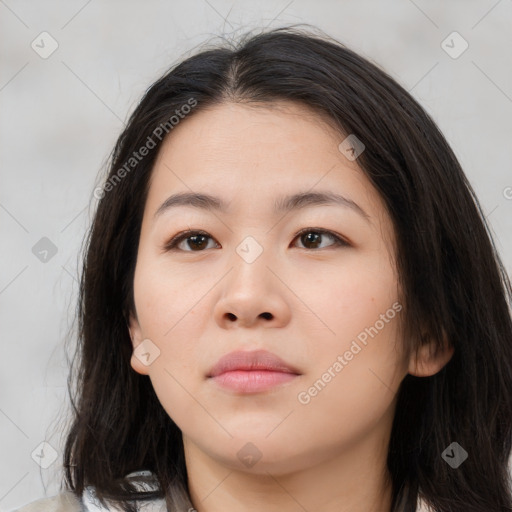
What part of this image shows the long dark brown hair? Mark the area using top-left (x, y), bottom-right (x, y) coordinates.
top-left (62, 26), bottom-right (512, 511)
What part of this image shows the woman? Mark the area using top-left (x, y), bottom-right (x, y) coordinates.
top-left (16, 26), bottom-right (512, 512)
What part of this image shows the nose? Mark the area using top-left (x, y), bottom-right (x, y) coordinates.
top-left (212, 246), bottom-right (292, 329)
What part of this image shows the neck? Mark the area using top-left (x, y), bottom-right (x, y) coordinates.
top-left (183, 426), bottom-right (394, 512)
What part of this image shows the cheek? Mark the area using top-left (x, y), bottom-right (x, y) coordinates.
top-left (297, 256), bottom-right (405, 414)
top-left (293, 310), bottom-right (405, 454)
top-left (132, 258), bottom-right (212, 416)
top-left (302, 254), bottom-right (400, 350)
top-left (133, 256), bottom-right (207, 337)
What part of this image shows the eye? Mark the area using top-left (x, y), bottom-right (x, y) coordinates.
top-left (293, 228), bottom-right (349, 250)
top-left (163, 228), bottom-right (349, 252)
top-left (163, 229), bottom-right (218, 252)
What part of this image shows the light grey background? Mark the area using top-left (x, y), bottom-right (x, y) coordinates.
top-left (1, 1), bottom-right (511, 510)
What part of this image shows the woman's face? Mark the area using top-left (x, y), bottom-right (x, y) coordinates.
top-left (129, 100), bottom-right (409, 475)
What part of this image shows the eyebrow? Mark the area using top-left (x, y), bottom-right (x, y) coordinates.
top-left (154, 191), bottom-right (370, 222)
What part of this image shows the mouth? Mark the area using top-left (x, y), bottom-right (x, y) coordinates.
top-left (207, 349), bottom-right (301, 394)
top-left (210, 369), bottom-right (299, 393)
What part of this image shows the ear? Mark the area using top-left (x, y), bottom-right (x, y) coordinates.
top-left (128, 311), bottom-right (150, 376)
top-left (408, 330), bottom-right (454, 377)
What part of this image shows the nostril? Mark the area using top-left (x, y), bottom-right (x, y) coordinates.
top-left (261, 312), bottom-right (272, 320)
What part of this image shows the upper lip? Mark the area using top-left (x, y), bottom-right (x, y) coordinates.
top-left (207, 349), bottom-right (301, 378)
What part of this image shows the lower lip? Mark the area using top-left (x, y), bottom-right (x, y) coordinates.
top-left (210, 370), bottom-right (298, 393)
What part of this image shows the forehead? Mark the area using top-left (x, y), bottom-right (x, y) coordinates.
top-left (153, 100), bottom-right (346, 175)
top-left (144, 100), bottom-right (390, 231)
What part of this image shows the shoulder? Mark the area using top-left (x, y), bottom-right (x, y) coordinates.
top-left (13, 472), bottom-right (165, 512)
top-left (13, 491), bottom-right (83, 512)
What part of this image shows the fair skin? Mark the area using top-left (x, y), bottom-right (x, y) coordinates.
top-left (128, 100), bottom-right (453, 512)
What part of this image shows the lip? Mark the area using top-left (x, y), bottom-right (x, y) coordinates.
top-left (208, 349), bottom-right (300, 377)
top-left (207, 349), bottom-right (301, 393)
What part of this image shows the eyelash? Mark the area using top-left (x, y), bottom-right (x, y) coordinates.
top-left (163, 227), bottom-right (350, 252)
